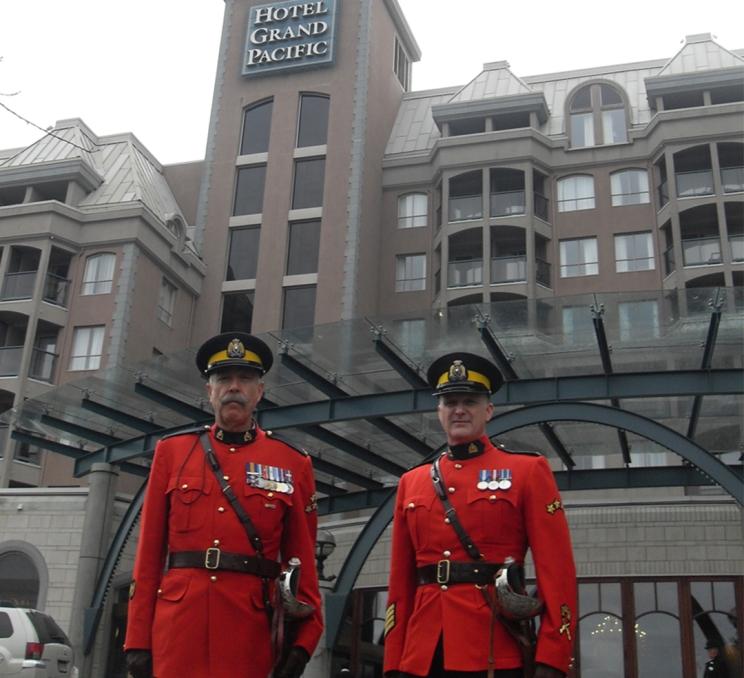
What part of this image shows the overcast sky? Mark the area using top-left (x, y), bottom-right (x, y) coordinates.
top-left (0, 0), bottom-right (742, 165)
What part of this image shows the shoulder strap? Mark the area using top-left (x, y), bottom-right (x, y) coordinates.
top-left (431, 457), bottom-right (482, 560)
top-left (199, 432), bottom-right (264, 556)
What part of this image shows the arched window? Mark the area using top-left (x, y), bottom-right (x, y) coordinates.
top-left (240, 99), bottom-right (273, 155)
top-left (611, 169), bottom-right (650, 206)
top-left (569, 83), bottom-right (628, 148)
top-left (398, 193), bottom-right (428, 229)
top-left (297, 94), bottom-right (330, 148)
top-left (0, 550), bottom-right (40, 608)
top-left (557, 175), bottom-right (595, 212)
top-left (81, 253), bottom-right (115, 295)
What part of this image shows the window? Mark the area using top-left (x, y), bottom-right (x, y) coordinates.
top-left (395, 254), bottom-right (426, 292)
top-left (560, 238), bottom-right (598, 277)
top-left (240, 99), bottom-right (273, 155)
top-left (619, 300), bottom-right (659, 341)
top-left (81, 253), bottom-right (115, 295)
top-left (292, 158), bottom-right (325, 209)
top-left (398, 193), bottom-right (428, 229)
top-left (233, 165), bottom-right (266, 215)
top-left (282, 286), bottom-right (316, 329)
top-left (226, 227), bottom-right (260, 280)
top-left (615, 232), bottom-right (655, 272)
top-left (157, 278), bottom-right (177, 326)
top-left (69, 326), bottom-right (105, 371)
top-left (562, 306), bottom-right (594, 343)
top-left (297, 94), bottom-right (329, 148)
top-left (557, 175), bottom-right (595, 212)
top-left (287, 220), bottom-right (321, 275)
top-left (569, 83), bottom-right (627, 148)
top-left (0, 551), bottom-right (39, 608)
top-left (394, 37), bottom-right (410, 91)
top-left (221, 291), bottom-right (254, 333)
top-left (611, 169), bottom-right (650, 206)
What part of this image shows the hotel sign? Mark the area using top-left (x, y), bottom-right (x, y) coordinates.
top-left (242, 0), bottom-right (338, 77)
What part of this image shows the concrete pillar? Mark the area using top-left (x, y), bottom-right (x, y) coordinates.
top-left (69, 463), bottom-right (119, 677)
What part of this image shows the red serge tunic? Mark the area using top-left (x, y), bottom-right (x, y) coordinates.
top-left (124, 424), bottom-right (323, 678)
top-left (383, 436), bottom-right (576, 676)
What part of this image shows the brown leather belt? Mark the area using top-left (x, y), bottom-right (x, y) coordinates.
top-left (168, 549), bottom-right (280, 578)
top-left (416, 560), bottom-right (503, 586)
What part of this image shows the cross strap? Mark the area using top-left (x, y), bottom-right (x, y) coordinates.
top-left (430, 457), bottom-right (483, 560)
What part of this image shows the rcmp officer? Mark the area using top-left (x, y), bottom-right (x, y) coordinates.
top-left (383, 353), bottom-right (576, 678)
top-left (124, 333), bottom-right (323, 678)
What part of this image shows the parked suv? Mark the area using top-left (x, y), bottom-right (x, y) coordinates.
top-left (0, 607), bottom-right (78, 677)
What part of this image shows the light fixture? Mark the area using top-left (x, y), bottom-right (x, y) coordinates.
top-left (315, 528), bottom-right (337, 582)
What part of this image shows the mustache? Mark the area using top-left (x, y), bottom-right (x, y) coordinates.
top-left (220, 394), bottom-right (248, 406)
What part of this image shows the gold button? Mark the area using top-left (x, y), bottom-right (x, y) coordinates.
top-left (440, 585), bottom-right (448, 591)
top-left (229, 447), bottom-right (236, 453)
top-left (454, 463), bottom-right (463, 469)
top-left (443, 550), bottom-right (451, 557)
top-left (213, 539), bottom-right (220, 546)
top-left (268, 492), bottom-right (274, 498)
top-left (407, 502), bottom-right (415, 509)
top-left (444, 518), bottom-right (451, 524)
top-left (181, 483), bottom-right (188, 489)
top-left (157, 588), bottom-right (162, 595)
top-left (218, 506), bottom-right (225, 513)
top-left (210, 576), bottom-right (217, 582)
top-left (489, 495), bottom-right (497, 502)
top-left (223, 475), bottom-right (229, 481)
top-left (448, 487), bottom-right (455, 494)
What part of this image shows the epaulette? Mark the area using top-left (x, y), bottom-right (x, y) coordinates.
top-left (496, 442), bottom-right (541, 456)
top-left (160, 424), bottom-right (210, 441)
top-left (264, 430), bottom-right (309, 456)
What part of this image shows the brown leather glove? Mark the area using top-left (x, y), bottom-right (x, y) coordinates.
top-left (534, 663), bottom-right (565, 678)
top-left (125, 649), bottom-right (152, 678)
top-left (273, 646), bottom-right (310, 678)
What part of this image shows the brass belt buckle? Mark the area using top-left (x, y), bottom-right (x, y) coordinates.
top-left (205, 547), bottom-right (221, 570)
top-left (436, 559), bottom-right (451, 584)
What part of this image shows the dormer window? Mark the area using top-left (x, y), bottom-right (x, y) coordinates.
top-left (569, 83), bottom-right (628, 148)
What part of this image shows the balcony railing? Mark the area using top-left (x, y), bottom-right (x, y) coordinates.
top-left (448, 259), bottom-right (483, 288)
top-left (730, 235), bottom-right (744, 262)
top-left (490, 255), bottom-right (526, 284)
top-left (0, 346), bottom-right (23, 377)
top-left (675, 169), bottom-right (714, 198)
top-left (682, 236), bottom-right (721, 266)
top-left (663, 246), bottom-right (675, 276)
top-left (29, 347), bottom-right (58, 382)
top-left (1, 271), bottom-right (37, 301)
top-left (534, 193), bottom-right (549, 222)
top-left (490, 190), bottom-right (525, 217)
top-left (448, 194), bottom-right (482, 222)
top-left (43, 273), bottom-right (70, 307)
top-left (536, 258), bottom-right (551, 287)
top-left (721, 166), bottom-right (744, 193)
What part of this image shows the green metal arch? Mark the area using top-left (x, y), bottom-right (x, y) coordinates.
top-left (324, 401), bottom-right (743, 649)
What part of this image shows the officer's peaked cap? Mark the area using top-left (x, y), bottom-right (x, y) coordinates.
top-left (427, 352), bottom-right (503, 396)
top-left (195, 332), bottom-right (273, 377)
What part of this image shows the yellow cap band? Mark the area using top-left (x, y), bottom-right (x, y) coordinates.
top-left (437, 369), bottom-right (490, 390)
top-left (207, 349), bottom-right (262, 370)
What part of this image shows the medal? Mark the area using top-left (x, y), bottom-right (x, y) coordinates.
top-left (477, 469), bottom-right (488, 491)
top-left (487, 469), bottom-right (499, 491)
top-left (498, 469), bottom-right (512, 490)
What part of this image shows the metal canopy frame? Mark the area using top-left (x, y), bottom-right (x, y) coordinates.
top-left (4, 288), bottom-right (743, 657)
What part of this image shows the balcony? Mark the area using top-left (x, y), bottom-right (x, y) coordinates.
top-left (490, 256), bottom-right (526, 284)
top-left (0, 346), bottom-right (23, 377)
top-left (675, 169), bottom-right (714, 198)
top-left (730, 235), bottom-right (744, 262)
top-left (534, 193), bottom-right (549, 222)
top-left (682, 237), bottom-right (721, 266)
top-left (448, 195), bottom-right (482, 222)
top-left (448, 259), bottom-right (483, 288)
top-left (1, 271), bottom-right (37, 301)
top-left (43, 273), bottom-right (70, 307)
top-left (536, 259), bottom-right (551, 287)
top-left (721, 166), bottom-right (744, 193)
top-left (490, 190), bottom-right (525, 218)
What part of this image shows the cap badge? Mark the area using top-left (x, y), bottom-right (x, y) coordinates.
top-left (449, 360), bottom-right (467, 382)
top-left (227, 338), bottom-right (246, 359)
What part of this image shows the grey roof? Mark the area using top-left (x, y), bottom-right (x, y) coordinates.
top-left (0, 118), bottom-right (187, 225)
top-left (385, 34), bottom-right (744, 157)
